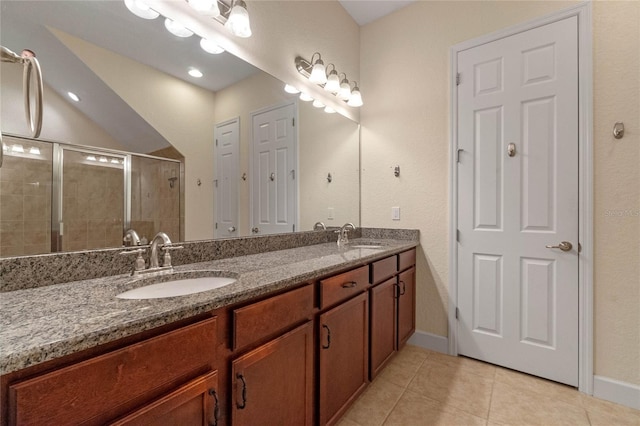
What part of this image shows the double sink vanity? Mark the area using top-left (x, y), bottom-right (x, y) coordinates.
top-left (0, 228), bottom-right (418, 425)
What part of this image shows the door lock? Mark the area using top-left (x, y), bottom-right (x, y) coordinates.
top-left (545, 241), bottom-right (573, 252)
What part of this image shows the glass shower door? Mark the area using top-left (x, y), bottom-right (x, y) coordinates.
top-left (54, 146), bottom-right (127, 252)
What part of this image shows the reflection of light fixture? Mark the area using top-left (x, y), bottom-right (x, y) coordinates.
top-left (164, 18), bottom-right (193, 37)
top-left (29, 146), bottom-right (41, 155)
top-left (347, 81), bottom-right (363, 107)
top-left (68, 92), bottom-right (80, 102)
top-left (299, 93), bottom-right (313, 102)
top-left (11, 144), bottom-right (24, 153)
top-left (99, 156), bottom-right (108, 163)
top-left (87, 155), bottom-right (97, 161)
top-left (324, 64), bottom-right (340, 92)
top-left (324, 106), bottom-right (336, 114)
top-left (111, 158), bottom-right (120, 164)
top-left (312, 99), bottom-right (325, 108)
top-left (309, 53), bottom-right (327, 84)
top-left (284, 84), bottom-right (300, 94)
top-left (124, 0), bottom-right (159, 19)
top-left (200, 38), bottom-right (225, 54)
top-left (188, 0), bottom-right (220, 17)
top-left (225, 0), bottom-right (252, 38)
top-left (188, 68), bottom-right (203, 78)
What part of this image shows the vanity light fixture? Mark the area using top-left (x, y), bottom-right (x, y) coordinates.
top-left (200, 38), bottom-right (225, 54)
top-left (347, 81), bottom-right (363, 107)
top-left (225, 0), bottom-right (252, 38)
top-left (299, 92), bottom-right (313, 102)
top-left (188, 68), bottom-right (203, 78)
top-left (67, 92), bottom-right (80, 102)
top-left (164, 18), bottom-right (194, 38)
top-left (99, 156), bottom-right (108, 163)
top-left (324, 106), bottom-right (336, 114)
top-left (324, 64), bottom-right (340, 93)
top-left (308, 53), bottom-right (327, 84)
top-left (124, 0), bottom-right (159, 19)
top-left (29, 146), bottom-right (41, 155)
top-left (111, 158), bottom-right (120, 164)
top-left (11, 144), bottom-right (24, 153)
top-left (86, 155), bottom-right (97, 161)
top-left (338, 73), bottom-right (351, 101)
top-left (188, 0), bottom-right (220, 17)
top-left (312, 99), bottom-right (325, 108)
top-left (284, 84), bottom-right (300, 94)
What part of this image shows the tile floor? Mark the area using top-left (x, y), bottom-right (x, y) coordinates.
top-left (338, 345), bottom-right (640, 426)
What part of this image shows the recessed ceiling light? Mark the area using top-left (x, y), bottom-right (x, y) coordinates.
top-left (68, 92), bottom-right (80, 102)
top-left (188, 68), bottom-right (203, 78)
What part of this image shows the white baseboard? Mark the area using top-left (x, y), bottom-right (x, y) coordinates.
top-left (407, 330), bottom-right (449, 354)
top-left (593, 375), bottom-right (640, 410)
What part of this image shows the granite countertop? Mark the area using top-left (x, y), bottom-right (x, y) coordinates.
top-left (0, 238), bottom-right (417, 375)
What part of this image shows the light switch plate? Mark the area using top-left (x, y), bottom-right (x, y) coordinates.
top-left (392, 207), bottom-right (400, 220)
top-left (328, 207), bottom-right (334, 220)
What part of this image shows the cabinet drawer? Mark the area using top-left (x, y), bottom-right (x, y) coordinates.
top-left (233, 284), bottom-right (314, 351)
top-left (9, 317), bottom-right (217, 425)
top-left (370, 255), bottom-right (398, 284)
top-left (319, 265), bottom-right (368, 309)
top-left (399, 248), bottom-right (416, 271)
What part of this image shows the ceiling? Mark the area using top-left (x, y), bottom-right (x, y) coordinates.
top-left (339, 0), bottom-right (415, 26)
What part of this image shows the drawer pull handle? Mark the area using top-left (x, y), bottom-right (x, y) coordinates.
top-left (399, 280), bottom-right (406, 296)
top-left (341, 281), bottom-right (357, 289)
top-left (236, 373), bottom-right (247, 410)
top-left (394, 283), bottom-right (400, 299)
top-left (208, 388), bottom-right (219, 426)
top-left (322, 324), bottom-right (331, 349)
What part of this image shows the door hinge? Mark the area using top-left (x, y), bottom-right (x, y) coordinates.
top-left (214, 179), bottom-right (218, 187)
top-left (293, 224), bottom-right (295, 232)
top-left (456, 229), bottom-right (460, 242)
top-left (456, 73), bottom-right (461, 86)
top-left (215, 139), bottom-right (218, 147)
top-left (215, 222), bottom-right (218, 229)
top-left (292, 118), bottom-right (295, 127)
top-left (455, 307), bottom-right (459, 320)
top-left (291, 169), bottom-right (296, 180)
top-left (457, 148), bottom-right (464, 163)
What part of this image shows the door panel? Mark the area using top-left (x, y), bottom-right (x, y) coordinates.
top-left (457, 16), bottom-right (579, 386)
top-left (214, 119), bottom-right (239, 238)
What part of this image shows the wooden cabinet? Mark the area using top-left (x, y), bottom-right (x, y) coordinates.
top-left (231, 322), bottom-right (314, 426)
top-left (318, 292), bottom-right (369, 426)
top-left (398, 266), bottom-right (416, 348)
top-left (110, 371), bottom-right (219, 426)
top-left (7, 317), bottom-right (218, 425)
top-left (319, 265), bottom-right (369, 309)
top-left (369, 277), bottom-right (398, 378)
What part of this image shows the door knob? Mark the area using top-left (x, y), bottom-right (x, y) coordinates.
top-left (251, 227), bottom-right (259, 234)
top-left (545, 241), bottom-right (573, 252)
top-left (228, 226), bottom-right (236, 233)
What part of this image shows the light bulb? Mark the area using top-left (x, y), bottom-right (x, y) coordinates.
top-left (111, 158), bottom-right (120, 164)
top-left (200, 38), bottom-right (225, 54)
top-left (86, 155), bottom-right (97, 161)
top-left (284, 84), bottom-right (300, 94)
top-left (11, 144), bottom-right (24, 153)
top-left (188, 0), bottom-right (220, 17)
top-left (124, 0), bottom-right (159, 19)
top-left (324, 70), bottom-right (340, 92)
top-left (312, 99), bottom-right (325, 108)
top-left (188, 68), bottom-right (203, 78)
top-left (164, 18), bottom-right (193, 38)
top-left (29, 146), bottom-right (41, 155)
top-left (347, 88), bottom-right (363, 107)
top-left (309, 59), bottom-right (327, 85)
top-left (299, 93), bottom-right (313, 102)
top-left (67, 92), bottom-right (80, 102)
top-left (324, 106), bottom-right (336, 114)
top-left (225, 0), bottom-right (252, 38)
top-left (99, 156), bottom-right (108, 163)
top-left (338, 80), bottom-right (351, 101)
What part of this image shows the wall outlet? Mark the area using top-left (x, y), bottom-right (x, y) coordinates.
top-left (392, 206), bottom-right (400, 220)
top-left (328, 207), bottom-right (334, 220)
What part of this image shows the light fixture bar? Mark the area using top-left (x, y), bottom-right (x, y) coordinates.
top-left (295, 55), bottom-right (362, 107)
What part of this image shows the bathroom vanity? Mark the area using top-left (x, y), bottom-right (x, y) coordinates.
top-left (0, 232), bottom-right (417, 426)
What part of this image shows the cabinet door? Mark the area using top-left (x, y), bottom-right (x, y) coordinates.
top-left (398, 267), bottom-right (416, 348)
top-left (231, 322), bottom-right (314, 426)
top-left (369, 277), bottom-right (397, 379)
top-left (318, 292), bottom-right (369, 426)
top-left (110, 371), bottom-right (219, 426)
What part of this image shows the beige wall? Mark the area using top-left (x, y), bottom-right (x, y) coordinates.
top-left (50, 29), bottom-right (218, 242)
top-left (360, 1), bottom-right (639, 386)
top-left (1, 63), bottom-right (125, 150)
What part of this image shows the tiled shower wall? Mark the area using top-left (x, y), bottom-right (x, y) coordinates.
top-left (0, 141), bottom-right (52, 257)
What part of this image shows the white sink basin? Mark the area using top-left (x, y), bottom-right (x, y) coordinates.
top-left (116, 276), bottom-right (236, 299)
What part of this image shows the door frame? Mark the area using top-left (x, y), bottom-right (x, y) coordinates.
top-left (448, 2), bottom-right (593, 394)
top-left (249, 101), bottom-right (299, 234)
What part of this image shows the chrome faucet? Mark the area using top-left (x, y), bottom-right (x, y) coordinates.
top-left (149, 231), bottom-right (174, 269)
top-left (123, 229), bottom-right (141, 246)
top-left (313, 221), bottom-right (327, 231)
top-left (336, 223), bottom-right (356, 246)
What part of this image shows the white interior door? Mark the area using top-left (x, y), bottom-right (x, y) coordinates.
top-left (456, 16), bottom-right (579, 386)
top-left (251, 103), bottom-right (297, 235)
top-left (214, 119), bottom-right (239, 238)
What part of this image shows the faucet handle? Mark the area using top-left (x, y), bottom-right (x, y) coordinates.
top-left (120, 248), bottom-right (146, 273)
top-left (161, 245), bottom-right (183, 268)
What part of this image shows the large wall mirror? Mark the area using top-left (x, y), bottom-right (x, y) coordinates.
top-left (0, 1), bottom-right (360, 258)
